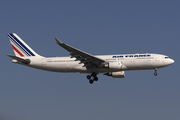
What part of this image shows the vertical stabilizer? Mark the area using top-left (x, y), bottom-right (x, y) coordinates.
top-left (8, 33), bottom-right (43, 57)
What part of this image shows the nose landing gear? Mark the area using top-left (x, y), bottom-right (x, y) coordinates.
top-left (154, 68), bottom-right (158, 76)
top-left (87, 72), bottom-right (98, 84)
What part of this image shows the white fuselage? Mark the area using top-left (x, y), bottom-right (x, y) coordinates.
top-left (18, 53), bottom-right (174, 74)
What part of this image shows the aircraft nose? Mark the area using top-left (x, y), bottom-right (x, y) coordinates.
top-left (169, 59), bottom-right (175, 65)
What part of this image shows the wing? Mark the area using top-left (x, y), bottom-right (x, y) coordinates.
top-left (55, 38), bottom-right (105, 68)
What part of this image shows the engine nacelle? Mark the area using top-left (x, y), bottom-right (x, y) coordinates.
top-left (105, 62), bottom-right (123, 70)
top-left (104, 71), bottom-right (125, 78)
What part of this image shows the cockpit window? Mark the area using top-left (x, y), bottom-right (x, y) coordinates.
top-left (165, 57), bottom-right (169, 59)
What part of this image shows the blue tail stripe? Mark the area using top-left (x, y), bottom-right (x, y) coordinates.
top-left (8, 34), bottom-right (31, 56)
top-left (9, 33), bottom-right (35, 56)
top-left (9, 37), bottom-right (29, 56)
top-left (8, 33), bottom-right (35, 56)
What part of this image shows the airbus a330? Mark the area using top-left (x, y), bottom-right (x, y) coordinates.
top-left (7, 33), bottom-right (174, 84)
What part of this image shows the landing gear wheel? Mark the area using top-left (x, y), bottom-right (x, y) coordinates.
top-left (91, 72), bottom-right (96, 77)
top-left (154, 72), bottom-right (157, 76)
top-left (154, 68), bottom-right (158, 76)
top-left (87, 72), bottom-right (98, 84)
top-left (89, 80), bottom-right (94, 84)
top-left (87, 75), bottom-right (91, 80)
top-left (93, 77), bottom-right (98, 81)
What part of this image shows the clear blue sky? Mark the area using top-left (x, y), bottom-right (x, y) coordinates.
top-left (0, 0), bottom-right (179, 120)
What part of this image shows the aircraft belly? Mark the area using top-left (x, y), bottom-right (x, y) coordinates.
top-left (151, 60), bottom-right (166, 68)
top-left (46, 62), bottom-right (67, 71)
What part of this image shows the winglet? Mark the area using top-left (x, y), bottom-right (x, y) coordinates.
top-left (55, 38), bottom-right (63, 45)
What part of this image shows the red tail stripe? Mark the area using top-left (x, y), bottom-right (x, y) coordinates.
top-left (11, 44), bottom-right (24, 57)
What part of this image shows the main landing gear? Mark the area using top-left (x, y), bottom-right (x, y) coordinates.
top-left (154, 68), bottom-right (158, 76)
top-left (87, 72), bottom-right (98, 84)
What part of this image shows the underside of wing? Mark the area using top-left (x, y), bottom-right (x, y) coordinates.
top-left (55, 38), bottom-right (105, 68)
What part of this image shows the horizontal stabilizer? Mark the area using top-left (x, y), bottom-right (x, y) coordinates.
top-left (7, 54), bottom-right (30, 64)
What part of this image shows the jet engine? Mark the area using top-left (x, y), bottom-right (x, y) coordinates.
top-left (104, 71), bottom-right (125, 78)
top-left (104, 62), bottom-right (123, 70)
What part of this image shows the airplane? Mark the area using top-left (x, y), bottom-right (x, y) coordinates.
top-left (7, 33), bottom-right (174, 84)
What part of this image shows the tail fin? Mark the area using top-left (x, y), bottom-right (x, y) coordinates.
top-left (8, 33), bottom-right (42, 57)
